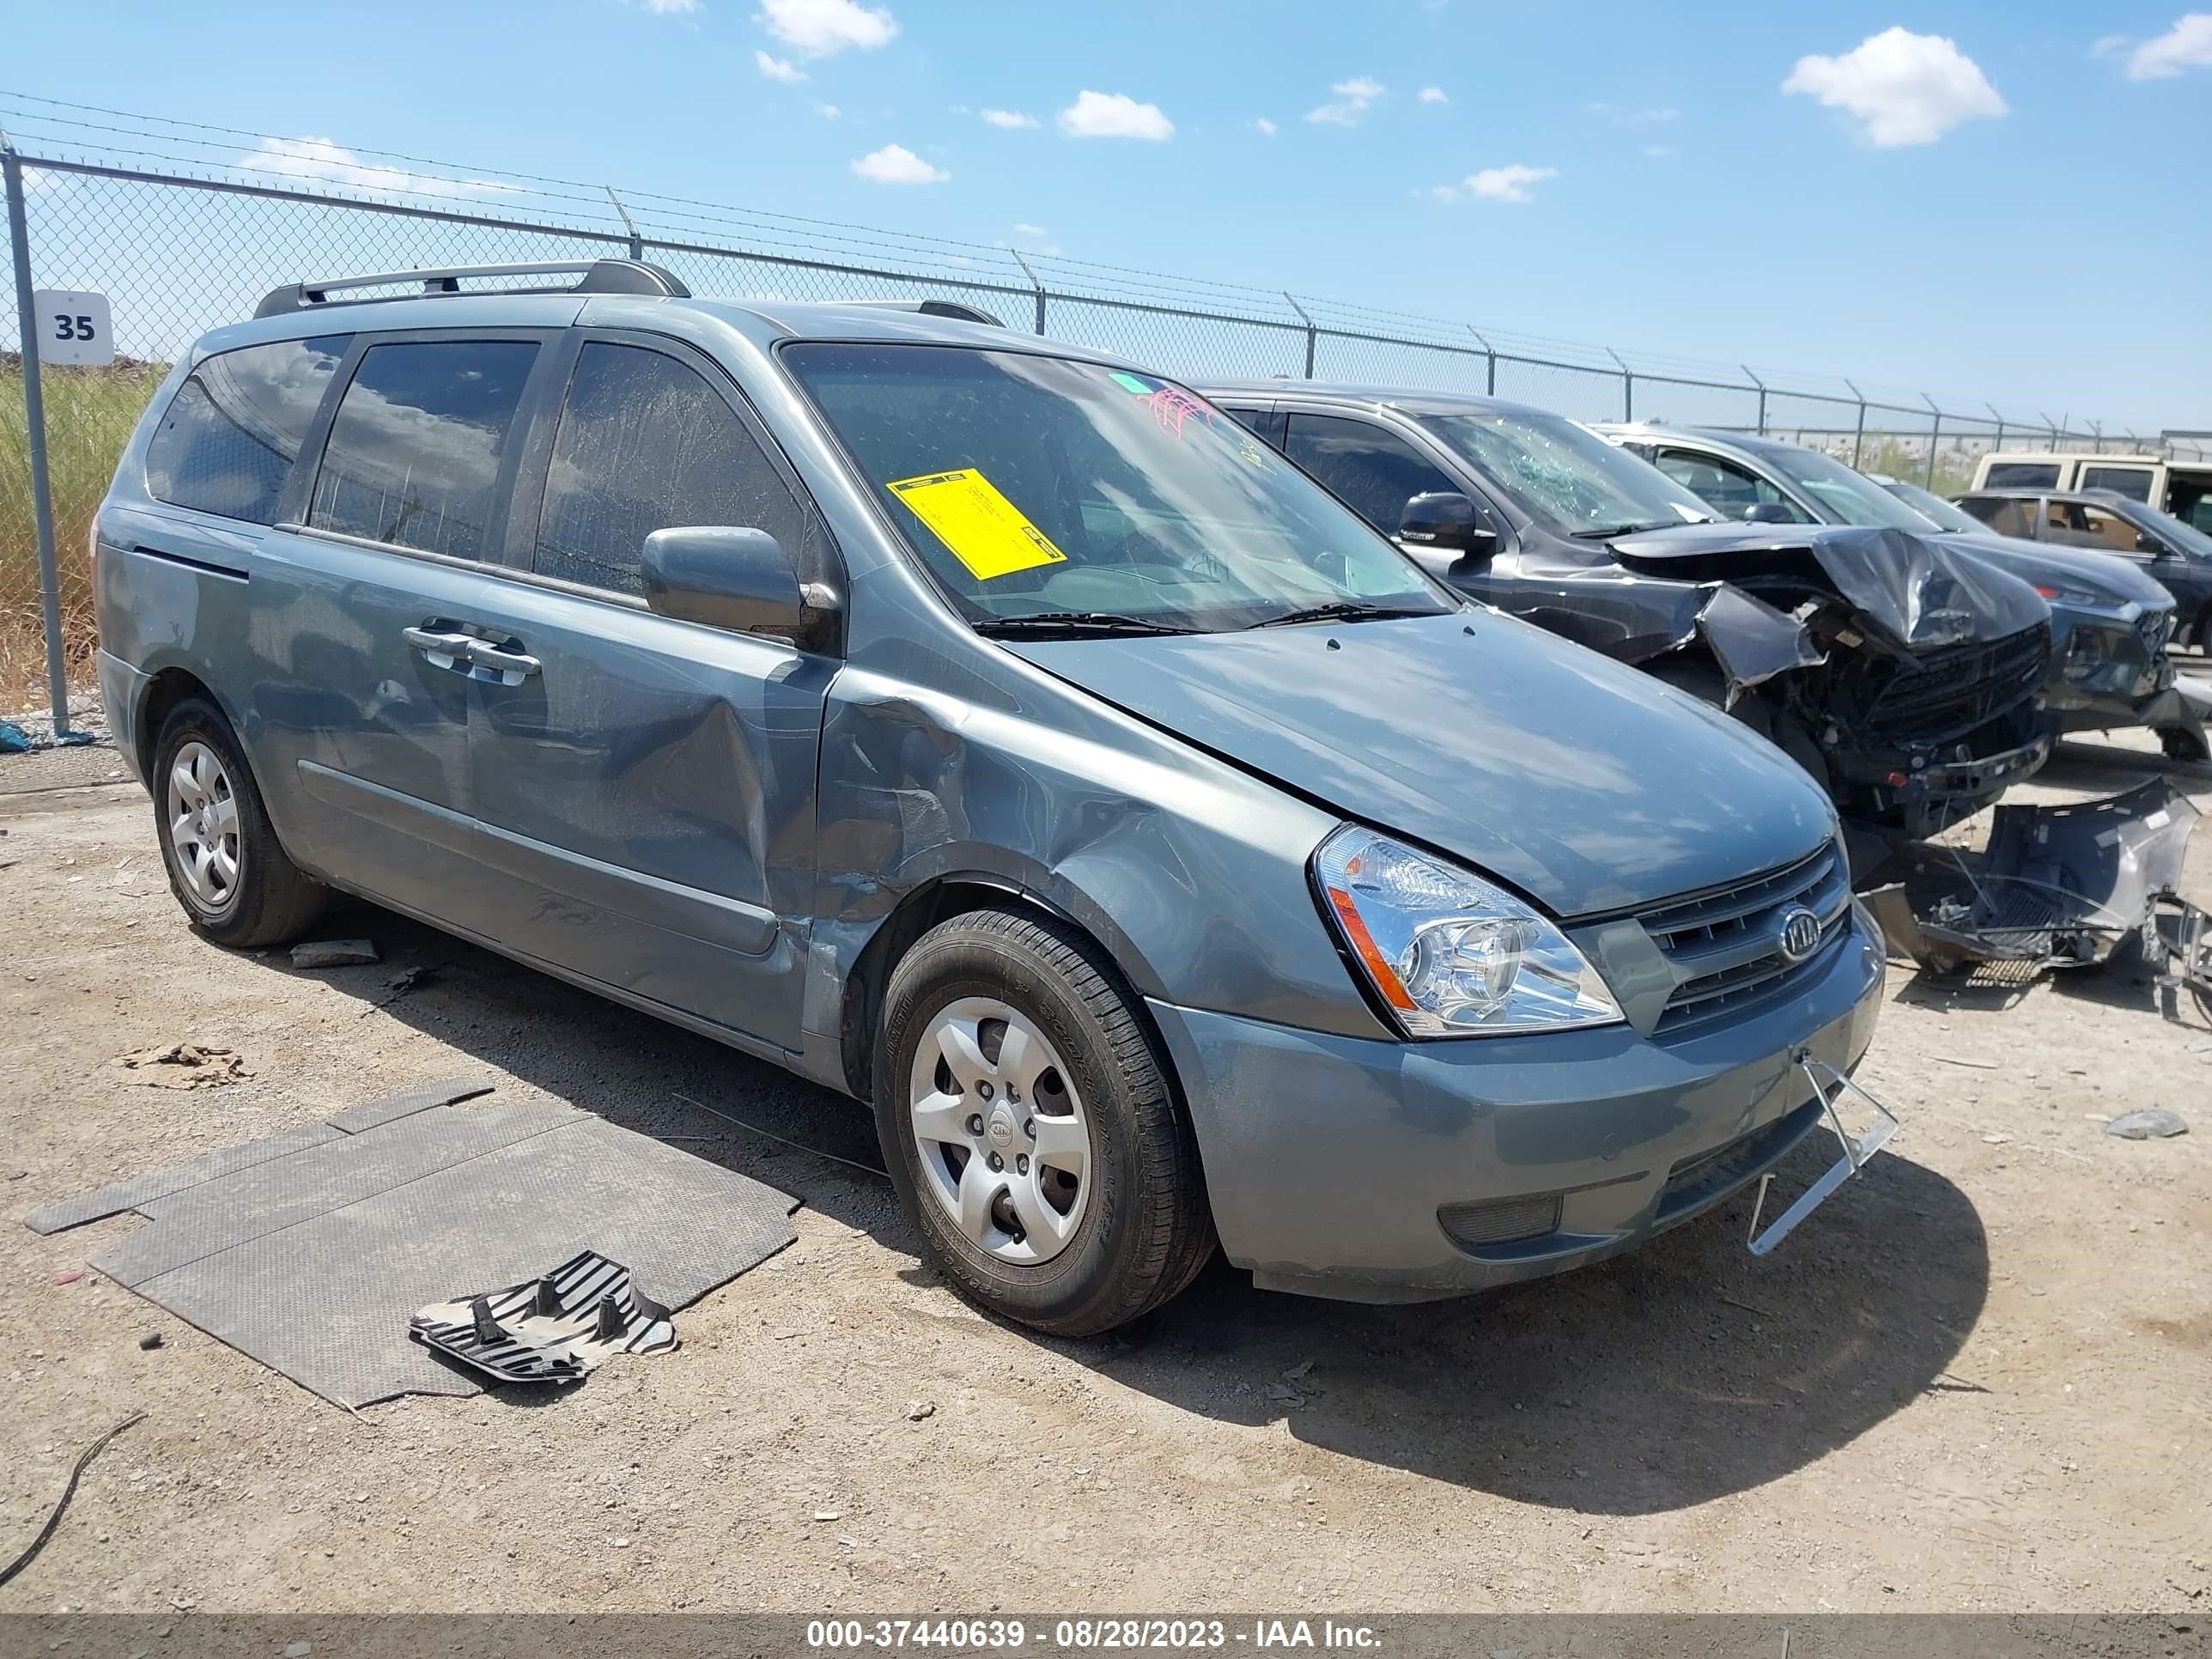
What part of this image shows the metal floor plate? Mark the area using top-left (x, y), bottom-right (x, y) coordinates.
top-left (27, 1082), bottom-right (799, 1407)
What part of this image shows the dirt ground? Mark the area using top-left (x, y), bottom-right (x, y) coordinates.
top-left (3, 690), bottom-right (2209, 1618)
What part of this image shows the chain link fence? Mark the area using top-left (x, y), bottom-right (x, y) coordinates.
top-left (0, 116), bottom-right (2185, 710)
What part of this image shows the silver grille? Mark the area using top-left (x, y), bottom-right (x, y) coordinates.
top-left (1638, 841), bottom-right (1853, 1034)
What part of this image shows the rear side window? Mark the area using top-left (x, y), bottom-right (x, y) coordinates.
top-left (143, 336), bottom-right (350, 524)
top-left (2080, 465), bottom-right (2154, 502)
top-left (308, 339), bottom-right (539, 560)
top-left (1984, 461), bottom-right (2060, 489)
top-left (534, 343), bottom-right (805, 596)
top-left (1958, 495), bottom-right (2038, 539)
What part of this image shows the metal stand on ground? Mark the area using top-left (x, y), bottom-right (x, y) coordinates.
top-left (3, 131), bottom-right (72, 739)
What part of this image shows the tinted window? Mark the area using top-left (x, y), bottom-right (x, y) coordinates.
top-left (1984, 461), bottom-right (2061, 489)
top-left (1958, 495), bottom-right (2039, 539)
top-left (1284, 413), bottom-right (1460, 535)
top-left (2080, 465), bottom-right (2154, 502)
top-left (1655, 450), bottom-right (1814, 523)
top-left (308, 340), bottom-right (538, 560)
top-left (535, 343), bottom-right (803, 595)
top-left (1219, 406), bottom-right (1285, 447)
top-left (144, 336), bottom-right (350, 524)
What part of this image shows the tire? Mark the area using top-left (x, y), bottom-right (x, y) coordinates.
top-left (151, 697), bottom-right (328, 948)
top-left (874, 907), bottom-right (1215, 1337)
top-left (2159, 725), bottom-right (2209, 764)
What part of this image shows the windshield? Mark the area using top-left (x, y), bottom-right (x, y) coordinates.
top-left (1757, 444), bottom-right (1933, 531)
top-left (783, 343), bottom-right (1449, 631)
top-left (1417, 410), bottom-right (1717, 535)
top-left (2124, 498), bottom-right (2212, 560)
top-left (1880, 477), bottom-right (1984, 534)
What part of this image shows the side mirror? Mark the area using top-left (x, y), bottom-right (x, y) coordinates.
top-left (641, 526), bottom-right (836, 644)
top-left (1399, 491), bottom-right (1498, 559)
top-left (1741, 501), bottom-right (1796, 525)
top-left (2136, 532), bottom-right (2169, 556)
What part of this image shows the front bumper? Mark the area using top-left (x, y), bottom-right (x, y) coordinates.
top-left (1147, 906), bottom-right (1887, 1304)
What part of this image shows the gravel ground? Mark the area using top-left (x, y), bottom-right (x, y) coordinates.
top-left (1, 708), bottom-right (2208, 1618)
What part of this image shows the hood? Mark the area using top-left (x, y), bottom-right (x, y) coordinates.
top-left (1936, 532), bottom-right (2172, 613)
top-left (1605, 523), bottom-right (2051, 656)
top-left (1006, 611), bottom-right (1838, 918)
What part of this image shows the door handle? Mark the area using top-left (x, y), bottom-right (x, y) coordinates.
top-left (465, 638), bottom-right (542, 683)
top-left (402, 625), bottom-right (479, 669)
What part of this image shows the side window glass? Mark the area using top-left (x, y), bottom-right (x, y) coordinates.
top-left (1284, 413), bottom-right (1461, 535)
top-left (1984, 462), bottom-right (2061, 489)
top-left (1220, 406), bottom-right (1285, 448)
top-left (2075, 504), bottom-right (2146, 556)
top-left (535, 343), bottom-right (805, 596)
top-left (2079, 466), bottom-right (2154, 502)
top-left (308, 339), bottom-right (539, 561)
top-left (1656, 450), bottom-right (1811, 522)
top-left (1965, 496), bottom-right (2038, 538)
top-left (144, 336), bottom-right (351, 524)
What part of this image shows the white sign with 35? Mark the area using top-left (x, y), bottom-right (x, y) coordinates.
top-left (32, 289), bottom-right (114, 366)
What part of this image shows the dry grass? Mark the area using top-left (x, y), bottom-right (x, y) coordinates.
top-left (0, 359), bottom-right (167, 709)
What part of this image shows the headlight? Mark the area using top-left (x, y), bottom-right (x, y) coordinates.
top-left (1314, 826), bottom-right (1624, 1037)
top-left (2033, 582), bottom-right (2106, 608)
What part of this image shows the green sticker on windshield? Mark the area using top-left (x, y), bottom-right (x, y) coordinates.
top-left (1109, 371), bottom-right (1153, 394)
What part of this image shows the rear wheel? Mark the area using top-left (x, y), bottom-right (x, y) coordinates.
top-left (152, 698), bottom-right (327, 948)
top-left (875, 908), bottom-right (1214, 1336)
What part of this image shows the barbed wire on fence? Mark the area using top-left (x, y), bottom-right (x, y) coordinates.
top-left (2, 90), bottom-right (2197, 707)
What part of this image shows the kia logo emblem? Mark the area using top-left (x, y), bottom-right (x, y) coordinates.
top-left (1777, 905), bottom-right (1822, 965)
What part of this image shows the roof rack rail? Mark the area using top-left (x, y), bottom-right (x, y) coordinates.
top-left (254, 258), bottom-right (689, 319)
top-left (838, 298), bottom-right (1006, 329)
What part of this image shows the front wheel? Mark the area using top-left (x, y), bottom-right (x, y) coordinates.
top-left (874, 908), bottom-right (1214, 1336)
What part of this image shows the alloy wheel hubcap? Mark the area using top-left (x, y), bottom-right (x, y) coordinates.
top-left (908, 997), bottom-right (1091, 1264)
top-left (167, 741), bottom-right (242, 912)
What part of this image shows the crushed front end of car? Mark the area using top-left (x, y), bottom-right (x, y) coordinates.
top-left (1599, 523), bottom-right (2057, 842)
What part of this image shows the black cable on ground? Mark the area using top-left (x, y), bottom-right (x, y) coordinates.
top-left (0, 1411), bottom-right (146, 1589)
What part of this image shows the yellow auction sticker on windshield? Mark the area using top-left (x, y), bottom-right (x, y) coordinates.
top-left (886, 468), bottom-right (1068, 581)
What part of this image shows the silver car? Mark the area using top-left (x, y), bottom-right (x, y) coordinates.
top-left (94, 260), bottom-right (1887, 1333)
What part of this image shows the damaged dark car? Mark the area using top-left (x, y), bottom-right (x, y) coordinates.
top-left (1198, 382), bottom-right (2057, 850)
top-left (1593, 425), bottom-right (2209, 763)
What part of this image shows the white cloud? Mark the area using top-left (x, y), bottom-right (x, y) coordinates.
top-left (1307, 76), bottom-right (1385, 125)
top-left (2127, 13), bottom-right (2212, 77)
top-left (2091, 32), bottom-right (2131, 58)
top-left (1008, 224), bottom-right (1060, 255)
top-left (1057, 90), bottom-right (1175, 140)
top-left (814, 101), bottom-right (840, 118)
top-left (1434, 163), bottom-right (1557, 204)
top-left (642, 0), bottom-right (698, 11)
top-left (1642, 143), bottom-right (1674, 159)
top-left (246, 137), bottom-right (515, 201)
top-left (1013, 222), bottom-right (1048, 237)
top-left (980, 108), bottom-right (1039, 129)
top-left (1587, 101), bottom-right (1680, 125)
top-left (1781, 27), bottom-right (2006, 146)
top-left (1253, 116), bottom-right (1278, 136)
top-left (755, 49), bottom-right (806, 82)
top-left (851, 143), bottom-right (948, 184)
top-left (1418, 86), bottom-right (1448, 104)
top-left (756, 0), bottom-right (897, 56)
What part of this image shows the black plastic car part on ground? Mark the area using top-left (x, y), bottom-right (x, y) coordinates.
top-left (1194, 381), bottom-right (2060, 846)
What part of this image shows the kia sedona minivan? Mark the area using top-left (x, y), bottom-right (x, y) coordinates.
top-left (96, 261), bottom-right (1886, 1334)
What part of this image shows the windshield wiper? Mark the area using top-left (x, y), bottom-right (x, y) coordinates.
top-left (1248, 601), bottom-right (1438, 629)
top-left (971, 611), bottom-right (1202, 637)
top-left (1570, 520), bottom-right (1680, 538)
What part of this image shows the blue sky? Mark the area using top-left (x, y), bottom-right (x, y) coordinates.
top-left (6, 0), bottom-right (2210, 429)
